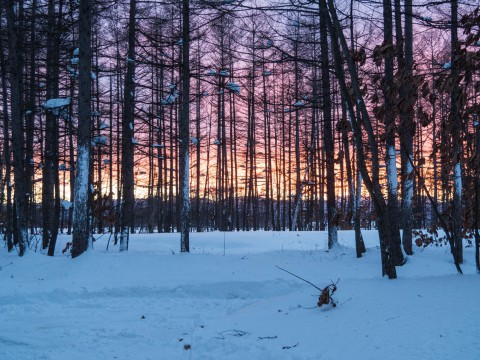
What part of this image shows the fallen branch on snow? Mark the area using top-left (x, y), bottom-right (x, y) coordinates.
top-left (275, 265), bottom-right (339, 308)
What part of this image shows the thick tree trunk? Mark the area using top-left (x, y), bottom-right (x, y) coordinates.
top-left (120, 0), bottom-right (137, 251)
top-left (383, 0), bottom-right (404, 265)
top-left (320, 3), bottom-right (337, 248)
top-left (396, 0), bottom-right (414, 255)
top-left (43, 0), bottom-right (60, 253)
top-left (5, 0), bottom-right (29, 256)
top-left (71, 0), bottom-right (92, 258)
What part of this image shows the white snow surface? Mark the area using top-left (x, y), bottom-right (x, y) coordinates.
top-left (1, 231), bottom-right (479, 360)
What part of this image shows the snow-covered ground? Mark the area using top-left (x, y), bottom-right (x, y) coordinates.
top-left (1, 231), bottom-right (479, 360)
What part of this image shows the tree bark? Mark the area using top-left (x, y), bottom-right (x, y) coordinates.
top-left (120, 0), bottom-right (137, 251)
top-left (383, 0), bottom-right (404, 265)
top-left (320, 2), bottom-right (337, 248)
top-left (179, 0), bottom-right (191, 252)
top-left (450, 0), bottom-right (463, 264)
top-left (71, 0), bottom-right (92, 258)
top-left (5, 0), bottom-right (29, 256)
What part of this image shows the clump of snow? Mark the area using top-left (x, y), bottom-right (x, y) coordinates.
top-left (44, 98), bottom-right (71, 110)
top-left (206, 69), bottom-right (217, 76)
top-left (219, 70), bottom-right (230, 77)
top-left (92, 136), bottom-right (108, 146)
top-left (227, 82), bottom-right (240, 95)
top-left (443, 62), bottom-right (452, 69)
top-left (132, 137), bottom-right (140, 145)
top-left (44, 98), bottom-right (71, 116)
top-left (60, 199), bottom-right (72, 209)
top-left (99, 121), bottom-right (109, 130)
top-left (161, 91), bottom-right (179, 105)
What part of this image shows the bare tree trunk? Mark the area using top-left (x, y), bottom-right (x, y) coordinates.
top-left (179, 0), bottom-right (190, 252)
top-left (71, 0), bottom-right (92, 258)
top-left (0, 18), bottom-right (13, 250)
top-left (320, 1), bottom-right (337, 248)
top-left (43, 0), bottom-right (61, 253)
top-left (383, 0), bottom-right (404, 265)
top-left (5, 0), bottom-right (28, 256)
top-left (450, 0), bottom-right (463, 264)
top-left (397, 0), bottom-right (414, 255)
top-left (25, 0), bottom-right (37, 235)
top-left (120, 0), bottom-right (137, 251)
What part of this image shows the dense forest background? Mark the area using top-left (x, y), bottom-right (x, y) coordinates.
top-left (1, 0), bottom-right (479, 274)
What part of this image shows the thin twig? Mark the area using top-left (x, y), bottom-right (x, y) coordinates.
top-left (275, 265), bottom-right (322, 291)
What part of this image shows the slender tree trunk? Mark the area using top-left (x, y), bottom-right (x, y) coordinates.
top-left (0, 20), bottom-right (13, 250)
top-left (320, 1), bottom-right (337, 248)
top-left (450, 0), bottom-right (463, 264)
top-left (179, 0), bottom-right (190, 252)
top-left (43, 0), bottom-right (60, 252)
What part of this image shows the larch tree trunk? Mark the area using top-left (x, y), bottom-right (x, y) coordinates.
top-left (383, 0), bottom-right (404, 265)
top-left (5, 0), bottom-right (29, 256)
top-left (71, 0), bottom-right (92, 258)
top-left (43, 0), bottom-right (61, 253)
top-left (0, 15), bottom-right (14, 251)
top-left (320, 2), bottom-right (337, 248)
top-left (450, 0), bottom-right (463, 264)
top-left (120, 0), bottom-right (137, 251)
top-left (179, 0), bottom-right (191, 252)
top-left (397, 0), bottom-right (415, 255)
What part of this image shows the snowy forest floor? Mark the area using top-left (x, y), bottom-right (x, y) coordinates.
top-left (1, 230), bottom-right (479, 360)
